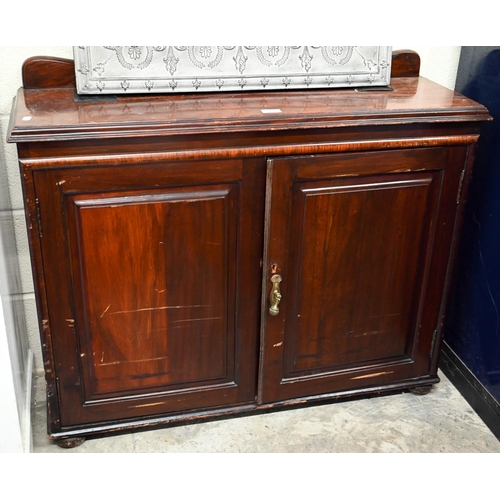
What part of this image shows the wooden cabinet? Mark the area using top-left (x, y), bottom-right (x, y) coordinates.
top-left (8, 52), bottom-right (490, 446)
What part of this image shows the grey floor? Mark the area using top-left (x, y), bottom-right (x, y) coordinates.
top-left (33, 369), bottom-right (500, 453)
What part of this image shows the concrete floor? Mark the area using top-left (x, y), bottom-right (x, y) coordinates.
top-left (33, 369), bottom-right (500, 453)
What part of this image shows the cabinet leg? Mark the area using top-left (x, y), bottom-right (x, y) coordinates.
top-left (409, 385), bottom-right (433, 396)
top-left (55, 437), bottom-right (86, 449)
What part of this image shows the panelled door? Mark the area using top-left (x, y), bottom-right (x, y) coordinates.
top-left (259, 147), bottom-right (466, 404)
top-left (34, 158), bottom-right (265, 427)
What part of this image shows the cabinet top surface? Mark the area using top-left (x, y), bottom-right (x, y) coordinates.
top-left (8, 76), bottom-right (490, 143)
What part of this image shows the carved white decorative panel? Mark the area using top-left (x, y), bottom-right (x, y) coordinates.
top-left (73, 46), bottom-right (392, 94)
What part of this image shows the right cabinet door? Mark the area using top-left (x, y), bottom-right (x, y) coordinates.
top-left (259, 147), bottom-right (467, 404)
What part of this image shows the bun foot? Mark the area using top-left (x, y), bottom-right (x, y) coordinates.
top-left (409, 385), bottom-right (432, 396)
top-left (55, 437), bottom-right (86, 448)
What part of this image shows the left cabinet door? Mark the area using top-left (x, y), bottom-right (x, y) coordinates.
top-left (32, 158), bottom-right (264, 429)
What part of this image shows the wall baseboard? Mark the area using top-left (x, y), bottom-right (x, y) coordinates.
top-left (440, 342), bottom-right (500, 440)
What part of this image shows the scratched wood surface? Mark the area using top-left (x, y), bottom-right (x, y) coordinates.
top-left (259, 147), bottom-right (467, 403)
top-left (33, 158), bottom-right (265, 426)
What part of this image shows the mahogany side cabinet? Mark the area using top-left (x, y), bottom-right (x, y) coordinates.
top-left (7, 51), bottom-right (490, 447)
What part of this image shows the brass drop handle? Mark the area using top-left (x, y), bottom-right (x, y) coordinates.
top-left (269, 274), bottom-right (282, 316)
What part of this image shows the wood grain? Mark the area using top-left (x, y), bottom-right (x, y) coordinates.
top-left (22, 56), bottom-right (76, 89)
top-left (9, 76), bottom-right (489, 145)
top-left (259, 147), bottom-right (467, 403)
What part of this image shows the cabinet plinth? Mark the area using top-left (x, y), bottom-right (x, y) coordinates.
top-left (8, 54), bottom-right (490, 442)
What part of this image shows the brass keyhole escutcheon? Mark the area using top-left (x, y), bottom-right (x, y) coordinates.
top-left (269, 274), bottom-right (282, 316)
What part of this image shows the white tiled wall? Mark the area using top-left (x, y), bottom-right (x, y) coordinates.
top-left (393, 46), bottom-right (461, 89)
top-left (0, 46), bottom-right (461, 375)
top-left (0, 66), bottom-right (32, 449)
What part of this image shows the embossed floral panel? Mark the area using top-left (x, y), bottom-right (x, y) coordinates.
top-left (73, 46), bottom-right (392, 94)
